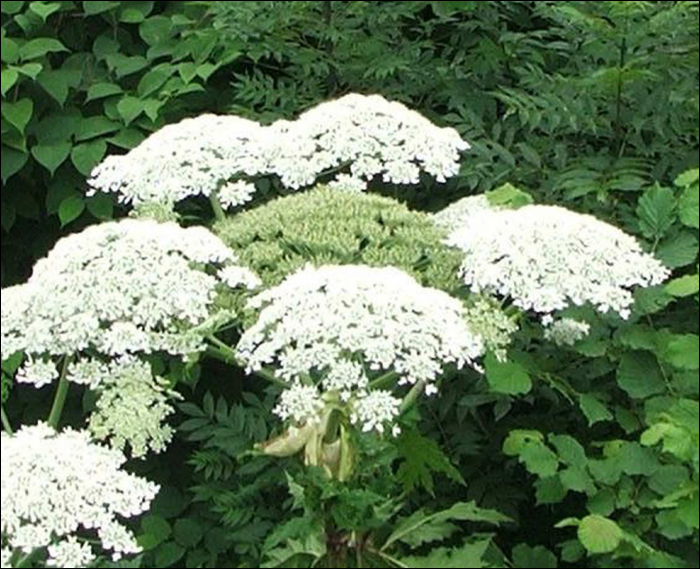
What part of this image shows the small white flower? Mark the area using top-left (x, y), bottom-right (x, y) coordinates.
top-left (15, 358), bottom-right (58, 389)
top-left (327, 174), bottom-right (367, 192)
top-left (433, 194), bottom-right (497, 233)
top-left (46, 537), bottom-right (95, 568)
top-left (544, 318), bottom-right (591, 347)
top-left (219, 180), bottom-right (257, 209)
top-left (274, 384), bottom-right (325, 425)
top-left (219, 266), bottom-right (262, 290)
top-left (351, 390), bottom-right (401, 434)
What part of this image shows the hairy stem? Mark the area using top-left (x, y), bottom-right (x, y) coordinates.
top-left (48, 356), bottom-right (72, 430)
top-left (206, 336), bottom-right (287, 388)
top-left (399, 380), bottom-right (426, 414)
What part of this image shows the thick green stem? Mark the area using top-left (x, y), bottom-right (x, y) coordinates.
top-left (47, 356), bottom-right (72, 429)
top-left (368, 370), bottom-right (399, 389)
top-left (1, 405), bottom-right (13, 434)
top-left (209, 192), bottom-right (226, 222)
top-left (399, 380), bottom-right (426, 415)
top-left (206, 336), bottom-right (287, 387)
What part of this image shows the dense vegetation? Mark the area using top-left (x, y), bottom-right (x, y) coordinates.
top-left (1, 2), bottom-right (698, 568)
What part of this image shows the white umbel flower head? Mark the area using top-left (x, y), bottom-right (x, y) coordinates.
top-left (1, 219), bottom-right (254, 361)
top-left (543, 317), bottom-right (591, 347)
top-left (237, 264), bottom-right (485, 393)
top-left (273, 383), bottom-right (325, 425)
top-left (88, 114), bottom-right (266, 205)
top-left (433, 194), bottom-right (497, 233)
top-left (447, 205), bottom-right (670, 319)
top-left (350, 390), bottom-right (401, 434)
top-left (1, 424), bottom-right (158, 567)
top-left (219, 180), bottom-right (257, 209)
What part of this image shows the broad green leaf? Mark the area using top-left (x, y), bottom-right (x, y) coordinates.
top-left (1, 98), bottom-right (33, 133)
top-left (92, 35), bottom-right (120, 61)
top-left (666, 275), bottom-right (699, 297)
top-left (663, 335), bottom-right (699, 370)
top-left (76, 116), bottom-right (120, 141)
top-left (117, 96), bottom-right (145, 125)
top-left (675, 169), bottom-right (699, 188)
top-left (679, 182), bottom-right (699, 229)
top-left (83, 1), bottom-right (119, 15)
top-left (140, 16), bottom-right (173, 46)
top-left (577, 515), bottom-right (622, 554)
top-left (617, 351), bottom-right (666, 399)
top-left (108, 128), bottom-right (146, 149)
top-left (173, 518), bottom-right (204, 548)
top-left (37, 70), bottom-right (70, 105)
top-left (19, 38), bottom-right (68, 60)
top-left (196, 63), bottom-right (218, 81)
top-left (46, 180), bottom-right (80, 214)
top-left (58, 195), bottom-right (85, 226)
top-left (33, 109), bottom-right (82, 144)
top-left (560, 467), bottom-right (595, 494)
top-left (31, 141), bottom-right (71, 175)
top-left (1, 69), bottom-right (18, 97)
top-left (70, 139), bottom-right (107, 175)
top-left (505, 433), bottom-right (559, 478)
top-left (16, 62), bottom-right (43, 79)
top-left (106, 54), bottom-right (149, 78)
top-left (137, 68), bottom-right (170, 98)
top-left (535, 476), bottom-right (567, 505)
top-left (85, 82), bottom-right (123, 102)
top-left (637, 185), bottom-right (676, 239)
top-left (86, 193), bottom-right (113, 220)
top-left (633, 285), bottom-right (674, 315)
top-left (656, 232), bottom-right (698, 268)
top-left (486, 182), bottom-right (534, 208)
top-left (1, 37), bottom-right (20, 64)
top-left (29, 2), bottom-right (61, 21)
top-left (1, 146), bottom-right (29, 182)
top-left (485, 354), bottom-right (532, 395)
top-left (119, 1), bottom-right (154, 23)
top-left (549, 434), bottom-right (588, 469)
top-left (578, 393), bottom-right (613, 425)
top-left (177, 62), bottom-right (197, 84)
top-left (587, 488), bottom-right (616, 516)
top-left (512, 544), bottom-right (557, 568)
top-left (1, 203), bottom-right (17, 232)
top-left (1, 2), bottom-right (25, 15)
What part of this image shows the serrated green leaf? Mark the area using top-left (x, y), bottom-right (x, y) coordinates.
top-left (31, 141), bottom-right (71, 175)
top-left (1, 98), bottom-right (33, 133)
top-left (402, 537), bottom-right (493, 568)
top-left (663, 335), bottom-right (699, 370)
top-left (637, 185), bottom-right (676, 239)
top-left (679, 183), bottom-right (699, 229)
top-left (550, 434), bottom-right (588, 469)
top-left (675, 168), bottom-right (699, 188)
top-left (58, 195), bottom-right (85, 226)
top-left (396, 429), bottom-right (464, 495)
top-left (19, 38), bottom-right (68, 60)
top-left (577, 515), bottom-right (622, 554)
top-left (656, 231), bottom-right (698, 268)
top-left (85, 82), bottom-right (123, 102)
top-left (512, 544), bottom-right (557, 568)
top-left (1, 69), bottom-right (19, 97)
top-left (70, 139), bottom-right (107, 175)
top-left (485, 354), bottom-right (531, 395)
top-left (617, 351), bottom-right (666, 399)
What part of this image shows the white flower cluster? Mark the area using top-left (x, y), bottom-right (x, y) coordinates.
top-left (1, 219), bottom-right (251, 360)
top-left (543, 317), bottom-right (591, 347)
top-left (88, 94), bottom-right (469, 207)
top-left (238, 265), bottom-right (484, 432)
top-left (70, 356), bottom-right (176, 458)
top-left (447, 205), bottom-right (670, 319)
top-left (350, 390), bottom-right (402, 435)
top-left (1, 424), bottom-right (158, 568)
top-left (433, 194), bottom-right (497, 232)
top-left (88, 114), bottom-right (266, 206)
top-left (218, 266), bottom-right (262, 290)
top-left (273, 384), bottom-right (325, 425)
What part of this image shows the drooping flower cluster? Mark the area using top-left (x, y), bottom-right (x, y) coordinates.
top-left (88, 94), bottom-right (469, 208)
top-left (543, 317), bottom-right (591, 347)
top-left (447, 205), bottom-right (670, 319)
top-left (237, 265), bottom-right (485, 434)
top-left (1, 219), bottom-right (255, 360)
top-left (65, 356), bottom-right (177, 458)
top-left (1, 424), bottom-right (158, 568)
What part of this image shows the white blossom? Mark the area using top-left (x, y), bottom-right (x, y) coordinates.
top-left (219, 266), bottom-right (262, 290)
top-left (1, 547), bottom-right (11, 569)
top-left (219, 180), bottom-right (257, 209)
top-left (433, 194), bottom-right (497, 233)
top-left (15, 358), bottom-right (58, 389)
top-left (84, 357), bottom-right (176, 458)
top-left (1, 424), bottom-right (158, 566)
top-left (46, 537), bottom-right (95, 568)
top-left (1, 219), bottom-right (254, 361)
top-left (273, 383), bottom-right (325, 425)
top-left (544, 318), bottom-right (591, 346)
top-left (88, 94), bottom-right (469, 207)
top-left (447, 205), bottom-right (670, 319)
top-left (88, 114), bottom-right (266, 205)
top-left (237, 265), bottom-right (485, 392)
top-left (323, 361), bottom-right (369, 401)
top-left (350, 390), bottom-right (401, 434)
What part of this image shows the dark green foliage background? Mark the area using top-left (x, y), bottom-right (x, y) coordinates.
top-left (2, 1), bottom-right (698, 568)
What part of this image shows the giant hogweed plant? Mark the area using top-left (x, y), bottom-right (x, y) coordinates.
top-left (0, 94), bottom-right (687, 568)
